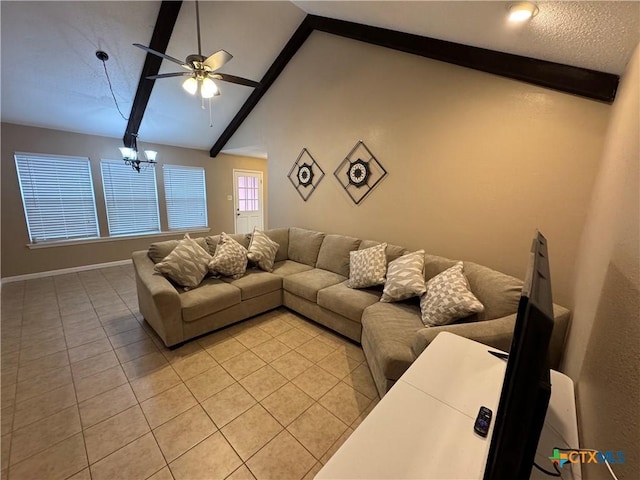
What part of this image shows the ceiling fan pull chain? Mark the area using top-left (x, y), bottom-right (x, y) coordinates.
top-left (195, 0), bottom-right (202, 57)
top-left (209, 97), bottom-right (213, 127)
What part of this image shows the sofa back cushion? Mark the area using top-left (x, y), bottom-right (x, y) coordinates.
top-left (316, 234), bottom-right (362, 277)
top-left (463, 262), bottom-right (522, 321)
top-left (288, 227), bottom-right (325, 267)
top-left (205, 233), bottom-right (250, 255)
top-left (423, 253), bottom-right (522, 321)
top-left (148, 237), bottom-right (207, 264)
top-left (263, 228), bottom-right (289, 262)
top-left (359, 240), bottom-right (407, 264)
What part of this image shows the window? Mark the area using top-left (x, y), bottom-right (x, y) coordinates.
top-left (163, 165), bottom-right (208, 230)
top-left (14, 153), bottom-right (99, 243)
top-left (101, 160), bottom-right (160, 236)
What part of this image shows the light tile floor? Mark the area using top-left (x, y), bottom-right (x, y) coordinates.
top-left (0, 265), bottom-right (380, 480)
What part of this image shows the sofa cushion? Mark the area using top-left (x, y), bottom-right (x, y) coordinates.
top-left (288, 227), bottom-right (325, 267)
top-left (316, 234), bottom-right (362, 277)
top-left (317, 282), bottom-right (382, 322)
top-left (206, 233), bottom-right (250, 256)
top-left (359, 240), bottom-right (407, 264)
top-left (154, 234), bottom-right (212, 288)
top-left (420, 262), bottom-right (484, 326)
top-left (209, 233), bottom-right (248, 279)
top-left (179, 278), bottom-right (241, 322)
top-left (148, 237), bottom-right (208, 264)
top-left (463, 262), bottom-right (522, 321)
top-left (222, 269), bottom-right (282, 301)
top-left (247, 228), bottom-right (279, 272)
top-left (264, 228), bottom-right (290, 263)
top-left (380, 250), bottom-right (427, 302)
top-left (423, 254), bottom-right (523, 321)
top-left (361, 302), bottom-right (424, 381)
top-left (347, 243), bottom-right (387, 289)
top-left (271, 260), bottom-right (314, 277)
top-left (283, 268), bottom-right (347, 303)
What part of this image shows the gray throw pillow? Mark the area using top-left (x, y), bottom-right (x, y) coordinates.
top-left (209, 232), bottom-right (248, 279)
top-left (247, 228), bottom-right (279, 272)
top-left (154, 234), bottom-right (212, 288)
top-left (347, 243), bottom-right (387, 289)
top-left (420, 261), bottom-right (484, 326)
top-left (380, 250), bottom-right (426, 302)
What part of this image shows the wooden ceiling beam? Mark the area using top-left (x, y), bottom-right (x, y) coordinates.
top-left (123, 1), bottom-right (183, 148)
top-left (209, 14), bottom-right (619, 158)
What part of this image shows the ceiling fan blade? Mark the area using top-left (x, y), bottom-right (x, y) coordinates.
top-left (146, 72), bottom-right (193, 80)
top-left (204, 50), bottom-right (233, 71)
top-left (133, 43), bottom-right (190, 69)
top-left (214, 73), bottom-right (261, 88)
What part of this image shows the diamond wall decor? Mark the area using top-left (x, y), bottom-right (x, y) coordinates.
top-left (334, 140), bottom-right (388, 205)
top-left (287, 148), bottom-right (325, 202)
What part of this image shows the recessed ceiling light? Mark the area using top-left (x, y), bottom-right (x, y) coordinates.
top-left (508, 2), bottom-right (539, 22)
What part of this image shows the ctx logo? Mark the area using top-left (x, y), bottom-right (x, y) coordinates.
top-left (549, 448), bottom-right (626, 468)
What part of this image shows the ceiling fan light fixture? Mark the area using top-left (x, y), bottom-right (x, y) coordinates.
top-left (182, 77), bottom-right (198, 95)
top-left (201, 77), bottom-right (219, 98)
top-left (508, 2), bottom-right (538, 22)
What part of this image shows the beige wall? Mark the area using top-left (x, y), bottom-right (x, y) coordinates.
top-left (0, 123), bottom-right (267, 278)
top-left (564, 45), bottom-right (639, 478)
top-left (227, 31), bottom-right (611, 308)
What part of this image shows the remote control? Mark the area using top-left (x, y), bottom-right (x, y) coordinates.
top-left (474, 406), bottom-right (492, 437)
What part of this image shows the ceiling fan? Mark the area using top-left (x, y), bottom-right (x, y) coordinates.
top-left (133, 0), bottom-right (260, 100)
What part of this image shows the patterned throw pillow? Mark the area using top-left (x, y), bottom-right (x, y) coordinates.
top-left (347, 243), bottom-right (387, 288)
top-left (209, 232), bottom-right (248, 279)
top-left (380, 250), bottom-right (426, 302)
top-left (154, 233), bottom-right (212, 288)
top-left (420, 261), bottom-right (484, 326)
top-left (247, 228), bottom-right (280, 272)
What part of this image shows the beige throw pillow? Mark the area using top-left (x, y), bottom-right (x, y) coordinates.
top-left (420, 262), bottom-right (484, 326)
top-left (380, 250), bottom-right (426, 302)
top-left (209, 232), bottom-right (248, 279)
top-left (154, 233), bottom-right (212, 288)
top-left (247, 228), bottom-right (280, 272)
top-left (347, 243), bottom-right (387, 288)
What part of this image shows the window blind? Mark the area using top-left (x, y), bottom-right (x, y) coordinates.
top-left (14, 153), bottom-right (99, 243)
top-left (101, 160), bottom-right (160, 236)
top-left (163, 164), bottom-right (208, 230)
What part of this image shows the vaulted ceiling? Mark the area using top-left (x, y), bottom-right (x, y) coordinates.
top-left (1, 1), bottom-right (638, 155)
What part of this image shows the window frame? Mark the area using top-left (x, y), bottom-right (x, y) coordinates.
top-left (163, 164), bottom-right (208, 230)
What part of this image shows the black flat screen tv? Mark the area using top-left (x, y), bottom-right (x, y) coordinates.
top-left (483, 232), bottom-right (555, 480)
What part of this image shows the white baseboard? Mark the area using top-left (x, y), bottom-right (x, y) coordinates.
top-left (1, 259), bottom-right (133, 284)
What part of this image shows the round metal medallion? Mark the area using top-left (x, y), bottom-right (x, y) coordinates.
top-left (347, 159), bottom-right (370, 187)
top-left (297, 163), bottom-right (314, 186)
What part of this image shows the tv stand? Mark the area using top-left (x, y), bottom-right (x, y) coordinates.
top-left (316, 332), bottom-right (580, 479)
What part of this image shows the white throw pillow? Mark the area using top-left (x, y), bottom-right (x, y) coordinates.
top-left (420, 261), bottom-right (484, 326)
top-left (154, 233), bottom-right (212, 288)
top-left (347, 243), bottom-right (387, 288)
top-left (247, 228), bottom-right (279, 272)
top-left (380, 250), bottom-right (426, 302)
top-left (209, 232), bottom-right (248, 279)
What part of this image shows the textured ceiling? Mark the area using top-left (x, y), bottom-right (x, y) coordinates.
top-left (1, 1), bottom-right (638, 154)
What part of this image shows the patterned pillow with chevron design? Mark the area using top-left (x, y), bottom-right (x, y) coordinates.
top-left (380, 250), bottom-right (427, 302)
top-left (209, 232), bottom-right (249, 279)
top-left (247, 228), bottom-right (280, 272)
top-left (420, 261), bottom-right (484, 326)
top-left (154, 233), bottom-right (212, 289)
top-left (346, 243), bottom-right (387, 288)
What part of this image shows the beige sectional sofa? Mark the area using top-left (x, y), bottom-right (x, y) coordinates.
top-left (132, 227), bottom-right (570, 398)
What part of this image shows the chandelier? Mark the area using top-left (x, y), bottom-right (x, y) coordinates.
top-left (119, 134), bottom-right (157, 173)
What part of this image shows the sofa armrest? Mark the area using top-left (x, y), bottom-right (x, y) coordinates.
top-left (132, 250), bottom-right (183, 347)
top-left (412, 303), bottom-right (571, 369)
top-left (412, 314), bottom-right (517, 359)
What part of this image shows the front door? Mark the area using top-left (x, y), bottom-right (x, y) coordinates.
top-left (233, 169), bottom-right (263, 234)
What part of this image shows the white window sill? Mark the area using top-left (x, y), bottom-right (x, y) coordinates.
top-left (26, 228), bottom-right (211, 249)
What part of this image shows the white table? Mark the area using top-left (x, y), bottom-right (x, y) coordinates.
top-left (316, 332), bottom-right (580, 479)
